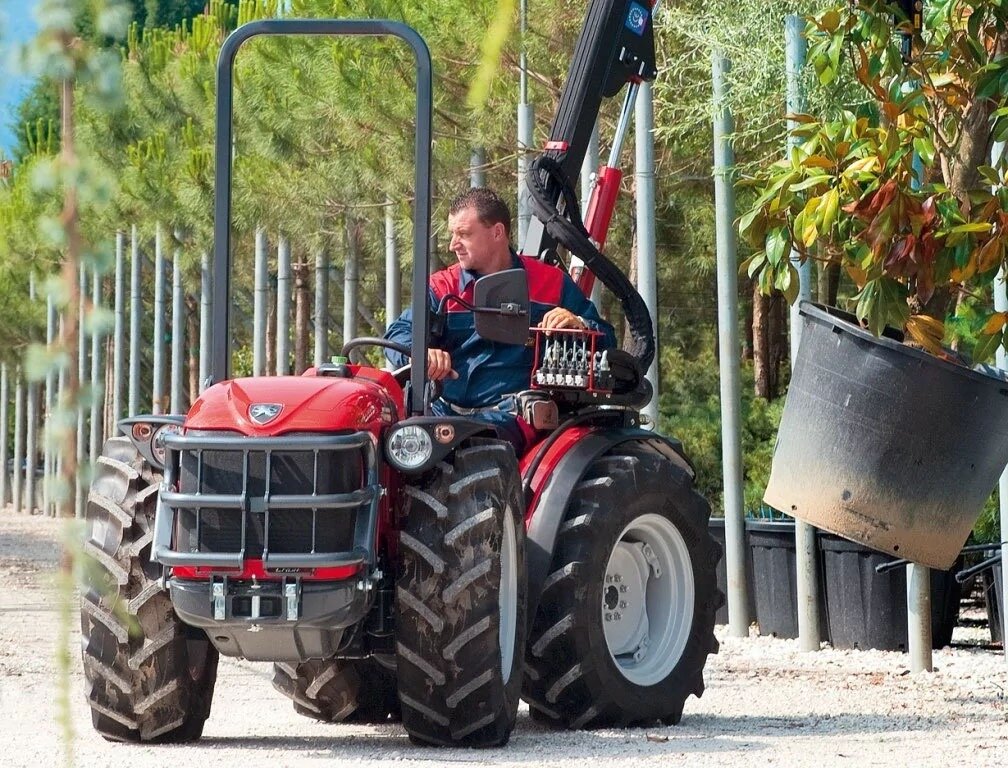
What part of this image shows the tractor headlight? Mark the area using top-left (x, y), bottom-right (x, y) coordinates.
top-left (386, 425), bottom-right (433, 470)
top-left (151, 423), bottom-right (183, 467)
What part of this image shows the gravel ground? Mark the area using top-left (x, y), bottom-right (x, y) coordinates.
top-left (1, 510), bottom-right (1006, 768)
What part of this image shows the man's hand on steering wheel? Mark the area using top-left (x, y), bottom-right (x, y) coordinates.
top-left (428, 349), bottom-right (458, 381)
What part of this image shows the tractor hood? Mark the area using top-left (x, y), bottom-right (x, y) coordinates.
top-left (184, 374), bottom-right (398, 435)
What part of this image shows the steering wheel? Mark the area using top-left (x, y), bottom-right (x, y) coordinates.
top-left (341, 337), bottom-right (413, 383)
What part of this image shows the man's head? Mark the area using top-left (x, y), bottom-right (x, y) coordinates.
top-left (447, 187), bottom-right (513, 275)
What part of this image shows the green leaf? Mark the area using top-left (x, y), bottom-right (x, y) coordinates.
top-left (974, 332), bottom-right (1002, 365)
top-left (912, 136), bottom-right (935, 167)
top-left (765, 227), bottom-right (789, 266)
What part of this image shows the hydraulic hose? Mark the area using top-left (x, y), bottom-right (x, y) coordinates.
top-left (526, 154), bottom-right (655, 371)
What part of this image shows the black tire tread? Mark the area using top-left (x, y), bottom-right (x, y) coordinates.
top-left (396, 437), bottom-right (527, 747)
top-left (522, 446), bottom-right (722, 729)
top-left (80, 436), bottom-right (219, 743)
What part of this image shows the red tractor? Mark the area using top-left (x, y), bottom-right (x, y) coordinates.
top-left (81, 2), bottom-right (721, 749)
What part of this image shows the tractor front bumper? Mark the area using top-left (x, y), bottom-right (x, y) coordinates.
top-left (169, 574), bottom-right (374, 661)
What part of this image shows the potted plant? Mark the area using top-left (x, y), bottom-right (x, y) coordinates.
top-left (739, 1), bottom-right (1008, 569)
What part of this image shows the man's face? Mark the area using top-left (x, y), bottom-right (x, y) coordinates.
top-left (447, 206), bottom-right (508, 274)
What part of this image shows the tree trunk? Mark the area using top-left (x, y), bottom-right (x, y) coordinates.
top-left (753, 282), bottom-right (770, 399)
top-left (294, 259), bottom-right (310, 374)
top-left (186, 295), bottom-right (198, 405)
top-left (767, 291), bottom-right (787, 398)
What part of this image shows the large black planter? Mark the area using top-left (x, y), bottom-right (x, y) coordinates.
top-left (764, 302), bottom-right (1008, 569)
top-left (984, 564), bottom-right (1005, 644)
top-left (745, 519), bottom-right (828, 639)
top-left (819, 534), bottom-right (961, 651)
top-left (709, 517), bottom-right (755, 625)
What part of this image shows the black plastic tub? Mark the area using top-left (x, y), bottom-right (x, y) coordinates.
top-left (819, 533), bottom-right (961, 651)
top-left (984, 564), bottom-right (1004, 645)
top-left (746, 519), bottom-right (828, 639)
top-left (709, 517), bottom-right (755, 625)
top-left (764, 302), bottom-right (1008, 569)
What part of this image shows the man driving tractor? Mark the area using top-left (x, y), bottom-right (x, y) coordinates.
top-left (384, 187), bottom-right (616, 451)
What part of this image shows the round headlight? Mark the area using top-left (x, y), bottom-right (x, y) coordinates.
top-left (387, 425), bottom-right (433, 470)
top-left (151, 423), bottom-right (183, 466)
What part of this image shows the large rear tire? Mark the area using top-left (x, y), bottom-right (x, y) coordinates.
top-left (80, 437), bottom-right (219, 743)
top-left (272, 658), bottom-right (400, 724)
top-left (523, 447), bottom-right (721, 728)
top-left (396, 438), bottom-right (527, 747)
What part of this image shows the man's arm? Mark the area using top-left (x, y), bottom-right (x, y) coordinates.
top-left (383, 289), bottom-right (458, 380)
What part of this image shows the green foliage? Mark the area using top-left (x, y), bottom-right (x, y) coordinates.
top-left (658, 337), bottom-right (785, 516)
top-left (740, 1), bottom-right (1008, 360)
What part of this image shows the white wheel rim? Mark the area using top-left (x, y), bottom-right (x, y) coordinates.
top-left (601, 513), bottom-right (694, 686)
top-left (499, 504), bottom-right (518, 684)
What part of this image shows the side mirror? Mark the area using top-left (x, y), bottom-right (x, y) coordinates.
top-left (473, 268), bottom-right (530, 346)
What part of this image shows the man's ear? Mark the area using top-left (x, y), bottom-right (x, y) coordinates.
top-left (493, 222), bottom-right (507, 241)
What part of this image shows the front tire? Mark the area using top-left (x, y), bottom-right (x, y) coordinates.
top-left (272, 658), bottom-right (400, 724)
top-left (396, 438), bottom-right (528, 747)
top-left (80, 437), bottom-right (218, 742)
top-left (523, 447), bottom-right (721, 728)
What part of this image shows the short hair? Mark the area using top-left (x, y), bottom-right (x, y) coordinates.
top-left (449, 187), bottom-right (512, 238)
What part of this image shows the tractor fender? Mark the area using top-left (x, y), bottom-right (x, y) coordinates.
top-left (524, 428), bottom-right (694, 627)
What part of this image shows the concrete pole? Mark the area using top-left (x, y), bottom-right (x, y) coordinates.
top-left (128, 224), bottom-right (141, 416)
top-left (385, 201), bottom-right (400, 329)
top-left (516, 0), bottom-right (533, 245)
top-left (712, 52), bottom-right (749, 637)
top-left (470, 147), bottom-right (486, 188)
top-left (785, 14), bottom-right (822, 654)
top-left (43, 296), bottom-right (56, 515)
top-left (12, 371), bottom-right (24, 513)
top-left (200, 250), bottom-right (212, 390)
top-left (113, 230), bottom-right (125, 425)
top-left (152, 223), bottom-right (166, 414)
top-left (89, 269), bottom-right (103, 463)
top-left (991, 140), bottom-right (1008, 661)
top-left (171, 250), bottom-right (185, 413)
top-left (76, 263), bottom-right (87, 518)
top-left (0, 365), bottom-right (7, 507)
top-left (253, 227), bottom-right (268, 376)
top-left (55, 315), bottom-right (65, 518)
top-left (276, 236), bottom-right (291, 375)
top-left (634, 83), bottom-right (660, 426)
top-left (314, 246), bottom-right (330, 366)
top-left (344, 219), bottom-right (359, 354)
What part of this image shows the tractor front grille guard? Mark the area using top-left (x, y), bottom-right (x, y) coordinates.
top-left (152, 431), bottom-right (379, 571)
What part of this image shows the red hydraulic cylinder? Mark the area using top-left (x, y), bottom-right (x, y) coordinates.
top-left (573, 164), bottom-right (622, 295)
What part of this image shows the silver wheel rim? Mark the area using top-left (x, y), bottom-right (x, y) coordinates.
top-left (499, 504), bottom-right (518, 684)
top-left (601, 513), bottom-right (694, 686)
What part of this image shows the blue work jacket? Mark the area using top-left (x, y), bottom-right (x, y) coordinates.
top-left (384, 254), bottom-right (616, 408)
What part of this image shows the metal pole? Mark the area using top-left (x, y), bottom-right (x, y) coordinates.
top-left (385, 201), bottom-right (400, 329)
top-left (344, 219), bottom-right (359, 353)
top-left (517, 0), bottom-right (533, 245)
top-left (152, 223), bottom-right (166, 414)
top-left (992, 140), bottom-right (1008, 661)
top-left (276, 236), bottom-right (291, 375)
top-left (785, 14), bottom-right (821, 654)
top-left (713, 52), bottom-right (749, 637)
top-left (12, 368), bottom-right (24, 512)
top-left (113, 230), bottom-right (125, 424)
top-left (314, 246), bottom-right (329, 366)
top-left (171, 249), bottom-right (185, 413)
top-left (26, 277), bottom-right (38, 514)
top-left (43, 294), bottom-right (56, 515)
top-left (0, 364), bottom-right (7, 507)
top-left (200, 250), bottom-right (212, 390)
top-left (128, 224), bottom-right (141, 416)
top-left (470, 147), bottom-right (486, 188)
top-left (906, 563), bottom-right (933, 671)
top-left (634, 83), bottom-right (660, 426)
top-left (581, 123), bottom-right (604, 307)
top-left (12, 371), bottom-right (24, 513)
top-left (76, 262), bottom-right (87, 518)
top-left (253, 227), bottom-right (268, 376)
top-left (89, 268), bottom-right (103, 462)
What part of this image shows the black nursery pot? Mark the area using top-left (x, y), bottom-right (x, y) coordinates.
top-left (764, 302), bottom-right (1008, 569)
top-left (818, 533), bottom-right (961, 651)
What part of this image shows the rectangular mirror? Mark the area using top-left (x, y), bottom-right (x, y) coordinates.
top-left (472, 268), bottom-right (530, 346)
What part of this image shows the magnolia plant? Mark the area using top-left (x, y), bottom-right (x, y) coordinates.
top-left (740, 0), bottom-right (1008, 360)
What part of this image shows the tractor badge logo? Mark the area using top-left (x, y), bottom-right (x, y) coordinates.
top-left (625, 1), bottom-right (648, 36)
top-left (249, 403), bottom-right (283, 425)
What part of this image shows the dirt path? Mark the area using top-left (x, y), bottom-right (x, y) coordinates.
top-left (1, 511), bottom-right (1005, 768)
